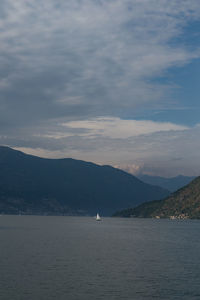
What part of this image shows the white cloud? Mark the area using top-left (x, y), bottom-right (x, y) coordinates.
top-left (114, 163), bottom-right (143, 175)
top-left (63, 117), bottom-right (188, 138)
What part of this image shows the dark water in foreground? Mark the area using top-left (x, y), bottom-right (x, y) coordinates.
top-left (1, 216), bottom-right (200, 299)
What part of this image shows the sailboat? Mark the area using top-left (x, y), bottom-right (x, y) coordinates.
top-left (96, 213), bottom-right (101, 221)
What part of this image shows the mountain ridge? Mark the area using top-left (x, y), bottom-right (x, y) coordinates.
top-left (137, 174), bottom-right (195, 192)
top-left (0, 146), bottom-right (169, 216)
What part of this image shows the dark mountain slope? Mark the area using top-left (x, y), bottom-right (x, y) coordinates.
top-left (0, 146), bottom-right (169, 215)
top-left (114, 176), bottom-right (200, 219)
top-left (137, 174), bottom-right (195, 192)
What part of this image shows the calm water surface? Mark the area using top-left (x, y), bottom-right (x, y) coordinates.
top-left (0, 215), bottom-right (200, 299)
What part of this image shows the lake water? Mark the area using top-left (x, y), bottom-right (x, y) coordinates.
top-left (1, 215), bottom-right (200, 299)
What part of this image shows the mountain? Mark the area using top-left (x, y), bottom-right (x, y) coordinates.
top-left (113, 176), bottom-right (200, 219)
top-left (137, 174), bottom-right (195, 192)
top-left (0, 146), bottom-right (169, 216)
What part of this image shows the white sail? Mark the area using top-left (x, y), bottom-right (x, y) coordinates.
top-left (96, 213), bottom-right (101, 221)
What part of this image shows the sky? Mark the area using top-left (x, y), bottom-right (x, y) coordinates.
top-left (0, 0), bottom-right (200, 177)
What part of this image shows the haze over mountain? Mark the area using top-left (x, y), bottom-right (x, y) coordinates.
top-left (114, 176), bottom-right (200, 219)
top-left (0, 146), bottom-right (169, 216)
top-left (137, 174), bottom-right (195, 192)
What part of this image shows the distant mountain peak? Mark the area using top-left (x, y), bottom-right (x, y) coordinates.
top-left (137, 173), bottom-right (195, 192)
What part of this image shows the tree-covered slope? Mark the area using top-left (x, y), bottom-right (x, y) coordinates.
top-left (114, 177), bottom-right (200, 219)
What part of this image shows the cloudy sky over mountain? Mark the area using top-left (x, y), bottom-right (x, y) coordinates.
top-left (1, 0), bottom-right (200, 176)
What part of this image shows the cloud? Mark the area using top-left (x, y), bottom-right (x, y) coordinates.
top-left (0, 0), bottom-right (200, 175)
top-left (63, 117), bottom-right (188, 138)
top-left (0, 0), bottom-right (200, 132)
